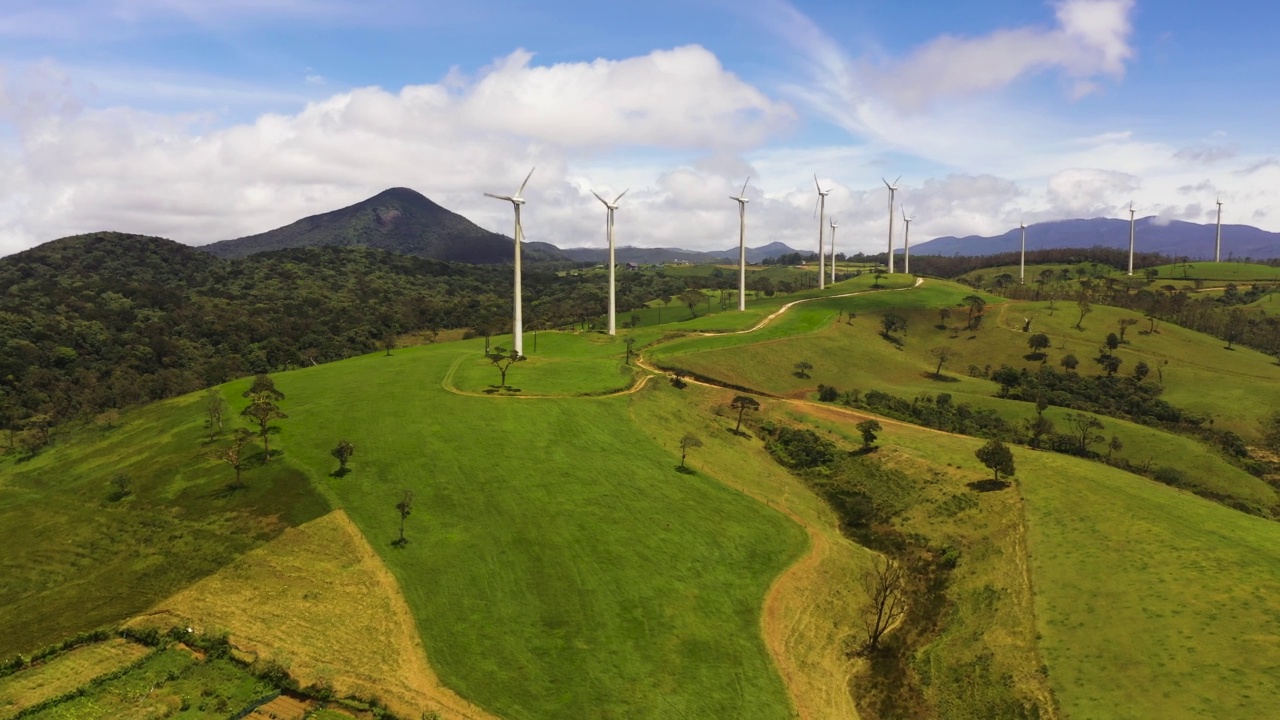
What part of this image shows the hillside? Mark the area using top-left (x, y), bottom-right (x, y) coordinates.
top-left (201, 187), bottom-right (567, 263)
top-left (912, 217), bottom-right (1280, 260)
top-left (559, 241), bottom-right (801, 265)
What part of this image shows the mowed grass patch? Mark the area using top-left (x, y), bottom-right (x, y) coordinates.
top-left (0, 392), bottom-right (329, 658)
top-left (131, 509), bottom-right (494, 720)
top-left (0, 639), bottom-right (151, 719)
top-left (266, 343), bottom-right (807, 719)
top-left (1022, 455), bottom-right (1280, 719)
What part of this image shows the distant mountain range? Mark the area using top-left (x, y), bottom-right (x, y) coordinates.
top-left (201, 187), bottom-right (567, 264)
top-left (910, 217), bottom-right (1280, 260)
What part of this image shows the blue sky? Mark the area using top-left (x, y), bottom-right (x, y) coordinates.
top-left (1, 0), bottom-right (1277, 256)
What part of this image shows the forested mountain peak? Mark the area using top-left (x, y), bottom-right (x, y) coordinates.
top-left (199, 187), bottom-right (568, 264)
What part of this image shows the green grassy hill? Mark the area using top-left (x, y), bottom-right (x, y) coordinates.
top-left (4, 274), bottom-right (1280, 719)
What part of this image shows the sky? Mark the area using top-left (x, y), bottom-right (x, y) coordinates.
top-left (0, 0), bottom-right (1278, 257)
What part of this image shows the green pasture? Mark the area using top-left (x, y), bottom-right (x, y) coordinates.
top-left (247, 338), bottom-right (806, 720)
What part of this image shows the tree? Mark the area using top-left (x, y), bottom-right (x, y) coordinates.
top-left (729, 396), bottom-right (760, 434)
top-left (872, 268), bottom-right (886, 287)
top-left (382, 331), bottom-right (397, 356)
top-left (331, 440), bottom-right (355, 475)
top-left (679, 433), bottom-right (703, 469)
top-left (241, 394), bottom-right (287, 462)
top-left (1117, 318), bottom-right (1139, 342)
top-left (1075, 294), bottom-right (1092, 330)
top-left (1107, 435), bottom-right (1124, 461)
top-left (208, 428), bottom-right (254, 487)
top-left (928, 346), bottom-right (957, 377)
top-left (1104, 332), bottom-right (1121, 352)
top-left (1223, 308), bottom-right (1248, 350)
top-left (856, 419), bottom-right (882, 450)
top-left (880, 313), bottom-right (907, 337)
top-left (1027, 333), bottom-right (1051, 358)
top-left (243, 373), bottom-right (285, 401)
top-left (937, 307), bottom-right (952, 329)
top-left (860, 554), bottom-right (907, 653)
top-left (109, 473), bottom-right (132, 501)
top-left (1133, 361), bottom-right (1150, 382)
top-left (486, 346), bottom-right (526, 389)
top-left (624, 337), bottom-right (636, 365)
top-left (1066, 413), bottom-right (1105, 455)
top-left (204, 388), bottom-right (228, 441)
top-left (393, 490), bottom-right (414, 547)
top-left (793, 361), bottom-right (814, 379)
top-left (1060, 353), bottom-right (1079, 372)
top-left (991, 366), bottom-right (1021, 397)
top-left (963, 295), bottom-right (986, 329)
top-left (1096, 353), bottom-right (1123, 376)
top-left (974, 438), bottom-right (1015, 482)
top-left (680, 289), bottom-right (705, 318)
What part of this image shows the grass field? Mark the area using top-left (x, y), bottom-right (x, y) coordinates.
top-left (0, 639), bottom-right (152, 719)
top-left (0, 394), bottom-right (330, 659)
top-left (243, 340), bottom-right (808, 719)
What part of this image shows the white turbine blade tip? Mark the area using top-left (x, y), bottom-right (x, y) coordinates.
top-left (517, 167), bottom-right (535, 196)
top-left (614, 189), bottom-right (629, 203)
top-left (591, 190), bottom-right (607, 205)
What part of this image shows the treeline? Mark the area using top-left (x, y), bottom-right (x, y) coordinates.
top-left (0, 232), bottom-right (715, 441)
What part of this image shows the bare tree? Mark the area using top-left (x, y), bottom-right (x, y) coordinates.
top-left (204, 388), bottom-right (228, 441)
top-left (679, 433), bottom-right (702, 469)
top-left (860, 554), bottom-right (908, 653)
top-left (1066, 413), bottom-right (1105, 455)
top-left (928, 346), bottom-right (957, 378)
top-left (1075, 294), bottom-right (1092, 330)
top-left (207, 428), bottom-right (255, 487)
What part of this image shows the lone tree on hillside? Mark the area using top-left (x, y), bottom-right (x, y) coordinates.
top-left (974, 438), bottom-right (1015, 483)
top-left (1060, 353), bottom-right (1079, 372)
top-left (679, 433), bottom-right (703, 470)
top-left (1066, 413), bottom-right (1105, 455)
top-left (392, 489), bottom-right (414, 547)
top-left (1027, 333), bottom-right (1051, 359)
top-left (680, 289), bottom-right (705, 318)
top-left (1074, 294), bottom-right (1092, 330)
top-left (856, 419), bottom-right (882, 450)
top-left (486, 347), bottom-right (525, 389)
top-left (204, 388), bottom-right (228, 441)
top-left (860, 554), bottom-right (907, 654)
top-left (242, 394), bottom-right (287, 462)
top-left (208, 428), bottom-right (255, 487)
top-left (872, 267), bottom-right (886, 287)
top-left (963, 295), bottom-right (986, 330)
top-left (928, 346), bottom-right (957, 378)
top-left (1117, 317), bottom-right (1139, 342)
top-left (729, 395), bottom-right (760, 434)
top-left (793, 361), bottom-right (814, 379)
top-left (880, 313), bottom-right (907, 338)
top-left (331, 440), bottom-right (355, 476)
top-left (624, 337), bottom-right (636, 365)
top-left (243, 373), bottom-right (285, 401)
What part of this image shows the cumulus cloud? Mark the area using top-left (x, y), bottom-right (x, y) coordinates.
top-left (0, 46), bottom-right (795, 255)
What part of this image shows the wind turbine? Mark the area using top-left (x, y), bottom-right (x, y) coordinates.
top-left (829, 217), bottom-right (838, 285)
top-left (731, 177), bottom-right (750, 311)
top-left (484, 167), bottom-right (534, 355)
top-left (815, 175), bottom-right (830, 290)
top-left (1019, 219), bottom-right (1027, 284)
top-left (1127, 201), bottom-right (1136, 276)
top-left (901, 206), bottom-right (913, 275)
top-left (883, 176), bottom-right (900, 273)
top-left (1215, 196), bottom-right (1224, 262)
top-left (591, 187), bottom-right (629, 335)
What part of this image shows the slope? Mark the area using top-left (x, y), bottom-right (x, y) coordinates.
top-left (201, 187), bottom-right (565, 263)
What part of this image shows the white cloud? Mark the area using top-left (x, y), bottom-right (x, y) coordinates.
top-left (0, 47), bottom-right (797, 256)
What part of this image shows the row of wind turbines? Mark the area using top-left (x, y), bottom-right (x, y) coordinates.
top-left (488, 170), bottom-right (1234, 356)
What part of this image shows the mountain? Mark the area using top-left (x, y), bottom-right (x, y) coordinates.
top-left (910, 217), bottom-right (1280, 259)
top-left (559, 241), bottom-right (801, 265)
top-left (200, 187), bottom-right (567, 264)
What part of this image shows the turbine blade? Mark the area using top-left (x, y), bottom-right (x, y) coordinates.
top-left (740, 176), bottom-right (750, 197)
top-left (814, 173), bottom-right (821, 192)
top-left (882, 177), bottom-right (890, 188)
top-left (893, 175), bottom-right (902, 186)
top-left (614, 189), bottom-right (629, 204)
top-left (484, 193), bottom-right (513, 201)
top-left (813, 195), bottom-right (820, 218)
top-left (591, 189), bottom-right (608, 206)
top-left (516, 166), bottom-right (535, 196)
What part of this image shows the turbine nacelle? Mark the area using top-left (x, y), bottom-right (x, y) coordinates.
top-left (484, 167), bottom-right (535, 207)
top-left (591, 188), bottom-right (629, 211)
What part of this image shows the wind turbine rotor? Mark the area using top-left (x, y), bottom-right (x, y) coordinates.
top-left (515, 167), bottom-right (535, 198)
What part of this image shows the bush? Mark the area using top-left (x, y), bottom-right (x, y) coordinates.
top-left (817, 384), bottom-right (839, 402)
top-left (1152, 466), bottom-right (1188, 488)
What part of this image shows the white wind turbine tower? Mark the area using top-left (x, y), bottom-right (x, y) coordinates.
top-left (1215, 196), bottom-right (1224, 262)
top-left (484, 167), bottom-right (535, 355)
top-left (815, 175), bottom-right (831, 290)
top-left (1127, 202), bottom-right (1136, 276)
top-left (1019, 219), bottom-right (1027, 284)
top-left (731, 177), bottom-right (750, 311)
top-left (883, 176), bottom-right (900, 273)
top-left (829, 217), bottom-right (838, 285)
top-left (901, 205), bottom-right (913, 275)
top-left (591, 187), bottom-right (629, 336)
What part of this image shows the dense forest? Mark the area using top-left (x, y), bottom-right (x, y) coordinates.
top-left (0, 232), bottom-right (713, 447)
